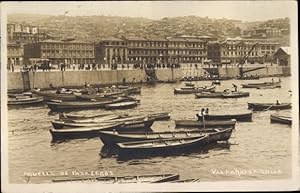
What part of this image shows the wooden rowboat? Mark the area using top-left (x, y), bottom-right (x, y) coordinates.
top-left (116, 135), bottom-right (210, 155)
top-left (52, 173), bottom-right (179, 183)
top-left (270, 115), bottom-right (292, 125)
top-left (221, 91), bottom-right (250, 98)
top-left (256, 84), bottom-right (281, 89)
top-left (98, 127), bottom-right (234, 145)
top-left (49, 123), bottom-right (124, 140)
top-left (248, 102), bottom-right (291, 111)
top-left (195, 92), bottom-right (223, 98)
top-left (32, 90), bottom-right (78, 101)
top-left (196, 112), bottom-right (252, 122)
top-left (174, 86), bottom-right (215, 94)
top-left (175, 119), bottom-right (236, 128)
top-left (59, 112), bottom-right (113, 120)
top-left (241, 82), bottom-right (281, 88)
top-left (51, 117), bottom-right (155, 131)
top-left (8, 97), bottom-right (44, 105)
top-left (104, 101), bottom-right (139, 110)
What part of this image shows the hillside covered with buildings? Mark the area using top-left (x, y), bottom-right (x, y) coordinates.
top-left (8, 14), bottom-right (290, 45)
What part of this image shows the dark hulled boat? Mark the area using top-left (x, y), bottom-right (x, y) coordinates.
top-left (196, 112), bottom-right (252, 122)
top-left (221, 91), bottom-right (250, 98)
top-left (270, 115), bottom-right (292, 125)
top-left (104, 101), bottom-right (139, 110)
top-left (52, 116), bottom-right (155, 131)
top-left (32, 90), bottom-right (78, 101)
top-left (7, 97), bottom-right (44, 105)
top-left (175, 119), bottom-right (236, 128)
top-left (116, 135), bottom-right (210, 155)
top-left (248, 102), bottom-right (291, 111)
top-left (241, 81), bottom-right (281, 88)
top-left (52, 173), bottom-right (179, 183)
top-left (98, 127), bottom-right (234, 145)
top-left (174, 86), bottom-right (215, 94)
top-left (195, 92), bottom-right (223, 98)
top-left (49, 123), bottom-right (124, 140)
top-left (59, 112), bottom-right (114, 120)
top-left (256, 84), bottom-right (281, 89)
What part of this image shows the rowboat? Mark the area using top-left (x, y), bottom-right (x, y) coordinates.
top-left (46, 97), bottom-right (131, 111)
top-left (175, 119), bottom-right (236, 128)
top-left (98, 127), bottom-right (234, 145)
top-left (59, 114), bottom-right (128, 123)
top-left (32, 90), bottom-right (77, 101)
top-left (116, 135), bottom-right (210, 155)
top-left (241, 82), bottom-right (281, 88)
top-left (248, 102), bottom-right (292, 111)
top-left (196, 112), bottom-right (252, 122)
top-left (49, 123), bottom-right (124, 140)
top-left (46, 100), bottom-right (112, 111)
top-left (174, 86), bottom-right (215, 94)
top-left (256, 84), bottom-right (281, 89)
top-left (59, 112), bottom-right (114, 120)
top-left (221, 91), bottom-right (250, 98)
top-left (104, 101), bottom-right (139, 110)
top-left (8, 97), bottom-right (44, 105)
top-left (52, 173), bottom-right (179, 183)
top-left (270, 114), bottom-right (292, 125)
top-left (51, 116), bottom-right (154, 131)
top-left (170, 178), bottom-right (200, 183)
top-left (8, 92), bottom-right (33, 98)
top-left (195, 92), bottom-right (223, 98)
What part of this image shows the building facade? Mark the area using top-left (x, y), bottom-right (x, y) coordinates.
top-left (95, 37), bottom-right (127, 68)
top-left (7, 23), bottom-right (49, 44)
top-left (95, 36), bottom-right (208, 65)
top-left (274, 47), bottom-right (290, 66)
top-left (24, 40), bottom-right (95, 65)
top-left (207, 38), bottom-right (280, 65)
top-left (7, 43), bottom-right (24, 69)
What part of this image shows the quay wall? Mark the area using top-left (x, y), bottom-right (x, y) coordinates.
top-left (217, 66), bottom-right (291, 77)
top-left (7, 67), bottom-right (290, 91)
top-left (7, 69), bottom-right (181, 91)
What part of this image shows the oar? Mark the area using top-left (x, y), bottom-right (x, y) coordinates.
top-left (263, 105), bottom-right (274, 111)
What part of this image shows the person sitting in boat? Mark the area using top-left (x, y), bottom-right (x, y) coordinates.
top-left (232, 84), bottom-right (238, 92)
top-left (276, 100), bottom-right (281, 105)
top-left (198, 108), bottom-right (205, 118)
top-left (205, 108), bottom-right (209, 117)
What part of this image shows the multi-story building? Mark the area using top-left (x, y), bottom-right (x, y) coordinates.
top-left (208, 38), bottom-right (280, 65)
top-left (7, 23), bottom-right (49, 44)
top-left (95, 36), bottom-right (209, 65)
top-left (24, 39), bottom-right (95, 65)
top-left (7, 42), bottom-right (24, 68)
top-left (126, 37), bottom-right (169, 64)
top-left (167, 37), bottom-right (207, 64)
top-left (95, 37), bottom-right (127, 67)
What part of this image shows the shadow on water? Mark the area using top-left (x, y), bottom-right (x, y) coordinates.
top-left (99, 142), bottom-right (231, 162)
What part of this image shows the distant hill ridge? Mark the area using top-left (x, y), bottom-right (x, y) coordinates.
top-left (8, 14), bottom-right (290, 44)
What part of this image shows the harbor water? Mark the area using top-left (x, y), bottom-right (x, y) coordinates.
top-left (7, 77), bottom-right (292, 183)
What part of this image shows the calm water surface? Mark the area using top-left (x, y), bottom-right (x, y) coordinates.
top-left (8, 77), bottom-right (292, 183)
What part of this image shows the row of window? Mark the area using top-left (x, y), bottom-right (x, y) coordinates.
top-left (127, 57), bottom-right (205, 61)
top-left (224, 45), bottom-right (276, 50)
top-left (221, 50), bottom-right (275, 56)
top-left (126, 50), bottom-right (206, 55)
top-left (41, 44), bottom-right (94, 50)
top-left (42, 50), bottom-right (94, 55)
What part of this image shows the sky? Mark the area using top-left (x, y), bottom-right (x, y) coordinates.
top-left (1, 1), bottom-right (297, 22)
